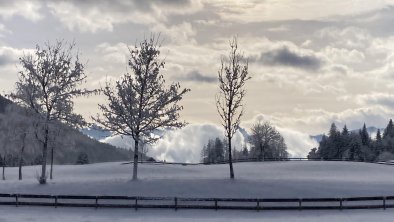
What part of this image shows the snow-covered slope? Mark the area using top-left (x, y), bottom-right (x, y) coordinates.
top-left (1, 161), bottom-right (394, 198)
top-left (1, 161), bottom-right (394, 222)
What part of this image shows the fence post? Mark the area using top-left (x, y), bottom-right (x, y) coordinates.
top-left (298, 199), bottom-right (302, 210)
top-left (340, 198), bottom-right (343, 210)
top-left (383, 197), bottom-right (386, 210)
top-left (15, 195), bottom-right (18, 207)
top-left (135, 198), bottom-right (138, 211)
top-left (174, 197), bottom-right (178, 211)
top-left (55, 196), bottom-right (58, 208)
top-left (214, 199), bottom-right (218, 210)
top-left (256, 200), bottom-right (260, 211)
top-left (95, 196), bottom-right (98, 209)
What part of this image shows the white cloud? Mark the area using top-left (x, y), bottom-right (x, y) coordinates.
top-left (247, 106), bottom-right (393, 136)
top-left (351, 92), bottom-right (394, 109)
top-left (211, 0), bottom-right (394, 23)
top-left (95, 42), bottom-right (129, 64)
top-left (0, 45), bottom-right (35, 91)
top-left (276, 127), bottom-right (318, 157)
top-left (323, 47), bottom-right (365, 64)
top-left (0, 1), bottom-right (43, 21)
top-left (101, 123), bottom-right (247, 163)
top-left (47, 0), bottom-right (203, 33)
top-left (316, 26), bottom-right (372, 49)
top-left (152, 22), bottom-right (197, 44)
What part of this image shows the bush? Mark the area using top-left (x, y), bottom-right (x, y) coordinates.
top-left (76, 152), bottom-right (89, 165)
top-left (377, 151), bottom-right (394, 162)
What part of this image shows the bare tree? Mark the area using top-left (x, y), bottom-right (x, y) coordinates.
top-left (216, 37), bottom-right (250, 179)
top-left (94, 35), bottom-right (190, 180)
top-left (0, 113), bottom-right (9, 181)
top-left (9, 40), bottom-right (95, 184)
top-left (47, 124), bottom-right (74, 180)
top-left (248, 121), bottom-right (288, 160)
top-left (0, 104), bottom-right (35, 180)
top-left (7, 105), bottom-right (33, 180)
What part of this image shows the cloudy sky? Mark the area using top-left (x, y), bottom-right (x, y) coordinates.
top-left (2, 0), bottom-right (394, 160)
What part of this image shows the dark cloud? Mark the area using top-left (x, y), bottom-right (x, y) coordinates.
top-left (174, 70), bottom-right (216, 83)
top-left (258, 46), bottom-right (322, 71)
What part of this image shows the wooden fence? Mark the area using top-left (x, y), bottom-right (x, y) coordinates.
top-left (0, 193), bottom-right (393, 211)
top-left (125, 158), bottom-right (355, 166)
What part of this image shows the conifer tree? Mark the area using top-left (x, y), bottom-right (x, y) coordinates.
top-left (360, 123), bottom-right (370, 146)
top-left (374, 129), bottom-right (384, 156)
top-left (383, 119), bottom-right (394, 139)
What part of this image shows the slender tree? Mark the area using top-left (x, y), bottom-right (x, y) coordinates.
top-left (9, 40), bottom-right (94, 184)
top-left (94, 35), bottom-right (190, 180)
top-left (216, 37), bottom-right (250, 179)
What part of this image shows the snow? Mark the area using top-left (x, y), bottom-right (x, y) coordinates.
top-left (0, 207), bottom-right (393, 222)
top-left (0, 161), bottom-right (394, 221)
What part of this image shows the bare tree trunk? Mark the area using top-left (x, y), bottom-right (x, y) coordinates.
top-left (132, 137), bottom-right (139, 180)
top-left (3, 164), bottom-right (5, 180)
top-left (40, 127), bottom-right (49, 184)
top-left (259, 143), bottom-right (264, 161)
top-left (228, 135), bottom-right (234, 179)
top-left (18, 133), bottom-right (26, 180)
top-left (2, 154), bottom-right (5, 180)
top-left (50, 146), bottom-right (54, 180)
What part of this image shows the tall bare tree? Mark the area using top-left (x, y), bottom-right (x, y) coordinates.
top-left (216, 37), bottom-right (250, 179)
top-left (9, 40), bottom-right (94, 184)
top-left (94, 35), bottom-right (190, 180)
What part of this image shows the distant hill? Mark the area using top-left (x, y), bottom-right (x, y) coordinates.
top-left (0, 94), bottom-right (132, 165)
top-left (80, 124), bottom-right (112, 140)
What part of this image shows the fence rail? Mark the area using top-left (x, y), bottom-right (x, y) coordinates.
top-left (0, 193), bottom-right (393, 211)
top-left (125, 158), bottom-right (357, 166)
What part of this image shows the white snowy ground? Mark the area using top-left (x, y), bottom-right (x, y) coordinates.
top-left (0, 161), bottom-right (394, 221)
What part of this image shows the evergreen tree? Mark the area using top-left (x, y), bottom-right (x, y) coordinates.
top-left (201, 144), bottom-right (209, 163)
top-left (342, 125), bottom-right (349, 136)
top-left (307, 148), bottom-right (319, 159)
top-left (317, 134), bottom-right (329, 159)
top-left (214, 138), bottom-right (225, 162)
top-left (374, 129), bottom-right (384, 156)
top-left (383, 119), bottom-right (394, 139)
top-left (201, 137), bottom-right (226, 164)
top-left (328, 123), bottom-right (341, 158)
top-left (359, 123), bottom-right (370, 146)
top-left (348, 132), bottom-right (362, 161)
top-left (241, 145), bottom-right (248, 158)
top-left (340, 125), bottom-right (350, 159)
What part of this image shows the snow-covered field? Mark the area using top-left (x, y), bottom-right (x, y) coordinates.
top-left (1, 161), bottom-right (394, 221)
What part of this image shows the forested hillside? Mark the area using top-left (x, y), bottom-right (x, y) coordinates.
top-left (0, 95), bottom-right (132, 165)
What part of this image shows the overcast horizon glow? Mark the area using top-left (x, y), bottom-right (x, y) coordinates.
top-left (1, 0), bottom-right (394, 159)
